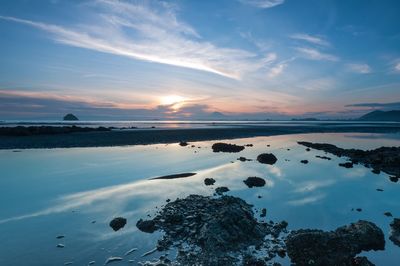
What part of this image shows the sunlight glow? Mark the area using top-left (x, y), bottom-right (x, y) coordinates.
top-left (160, 95), bottom-right (185, 106)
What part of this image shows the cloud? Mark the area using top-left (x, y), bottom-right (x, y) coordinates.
top-left (290, 33), bottom-right (330, 47)
top-left (346, 63), bottom-right (372, 74)
top-left (395, 62), bottom-right (400, 72)
top-left (295, 47), bottom-right (339, 62)
top-left (267, 63), bottom-right (286, 78)
top-left (238, 0), bottom-right (285, 9)
top-left (0, 1), bottom-right (272, 80)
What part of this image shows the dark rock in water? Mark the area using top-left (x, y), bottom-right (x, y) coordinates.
top-left (56, 235), bottom-right (65, 239)
top-left (136, 194), bottom-right (288, 265)
top-left (384, 212), bottom-right (393, 217)
top-left (215, 186), bottom-right (230, 195)
top-left (389, 176), bottom-right (399, 183)
top-left (242, 255), bottom-right (266, 266)
top-left (376, 188), bottom-right (384, 192)
top-left (371, 169), bottom-right (381, 174)
top-left (136, 219), bottom-right (157, 233)
top-left (245, 144), bottom-right (254, 147)
top-left (300, 160), bottom-right (309, 164)
top-left (150, 172), bottom-right (196, 180)
top-left (339, 162), bottom-right (354, 168)
top-left (179, 141), bottom-right (188, 146)
top-left (306, 148), bottom-right (311, 151)
top-left (389, 218), bottom-right (400, 247)
top-left (204, 178), bottom-right (216, 186)
top-left (212, 142), bottom-right (245, 153)
top-left (257, 153), bottom-right (278, 165)
top-left (285, 220), bottom-right (385, 266)
top-left (356, 208), bottom-right (362, 212)
top-left (109, 217), bottom-right (127, 231)
top-left (243, 177), bottom-right (266, 188)
top-left (298, 141), bottom-right (400, 179)
top-left (260, 208), bottom-right (267, 218)
top-left (316, 155), bottom-right (331, 160)
top-left (63, 113), bottom-right (79, 121)
top-left (237, 156), bottom-right (252, 162)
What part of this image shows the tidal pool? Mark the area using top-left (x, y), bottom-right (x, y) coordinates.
top-left (0, 133), bottom-right (399, 265)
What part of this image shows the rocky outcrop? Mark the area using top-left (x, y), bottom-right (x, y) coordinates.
top-left (389, 218), bottom-right (400, 247)
top-left (63, 113), bottom-right (79, 121)
top-left (285, 220), bottom-right (385, 266)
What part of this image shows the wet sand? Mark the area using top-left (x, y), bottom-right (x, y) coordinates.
top-left (1, 123), bottom-right (400, 149)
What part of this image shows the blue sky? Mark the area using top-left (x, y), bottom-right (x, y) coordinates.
top-left (0, 0), bottom-right (400, 120)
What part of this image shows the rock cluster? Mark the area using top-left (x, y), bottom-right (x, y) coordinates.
top-left (285, 220), bottom-right (385, 266)
top-left (136, 195), bottom-right (288, 265)
top-left (298, 141), bottom-right (400, 178)
top-left (389, 218), bottom-right (400, 247)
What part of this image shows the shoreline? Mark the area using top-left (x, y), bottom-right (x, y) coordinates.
top-left (1, 124), bottom-right (400, 149)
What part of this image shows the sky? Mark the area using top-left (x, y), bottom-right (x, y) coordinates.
top-left (0, 0), bottom-right (400, 120)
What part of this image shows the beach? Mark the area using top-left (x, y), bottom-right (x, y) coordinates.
top-left (1, 122), bottom-right (400, 149)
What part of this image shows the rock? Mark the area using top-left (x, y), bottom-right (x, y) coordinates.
top-left (257, 153), bottom-right (278, 165)
top-left (260, 208), bottom-right (267, 218)
top-left (384, 212), bottom-right (393, 217)
top-left (376, 188), bottom-right (384, 192)
top-left (136, 219), bottom-right (157, 233)
top-left (285, 220), bottom-right (385, 266)
top-left (245, 144), bottom-right (254, 147)
top-left (211, 142), bottom-right (245, 153)
top-left (237, 157), bottom-right (252, 162)
top-left (150, 173), bottom-right (196, 180)
top-left (316, 155), bottom-right (331, 160)
top-left (339, 162), bottom-right (354, 168)
top-left (57, 244), bottom-right (65, 248)
top-left (389, 218), bottom-right (400, 247)
top-left (243, 177), bottom-right (266, 188)
top-left (63, 113), bottom-right (79, 121)
top-left (306, 148), bottom-right (311, 151)
top-left (372, 169), bottom-right (381, 174)
top-left (104, 257), bottom-right (123, 265)
top-left (215, 186), bottom-right (230, 195)
top-left (56, 235), bottom-right (65, 239)
top-left (179, 141), bottom-right (188, 146)
top-left (356, 208), bottom-right (362, 212)
top-left (109, 217), bottom-right (127, 231)
top-left (300, 160), bottom-right (309, 164)
top-left (353, 256), bottom-right (375, 266)
top-left (389, 176), bottom-right (399, 182)
top-left (136, 195), bottom-right (288, 265)
top-left (204, 178), bottom-right (216, 186)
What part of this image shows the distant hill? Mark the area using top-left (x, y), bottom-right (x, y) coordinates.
top-left (63, 113), bottom-right (79, 121)
top-left (359, 110), bottom-right (400, 122)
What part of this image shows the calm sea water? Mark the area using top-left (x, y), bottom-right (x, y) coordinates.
top-left (0, 133), bottom-right (399, 265)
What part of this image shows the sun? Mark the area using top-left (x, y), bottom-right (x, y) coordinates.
top-left (160, 95), bottom-right (185, 106)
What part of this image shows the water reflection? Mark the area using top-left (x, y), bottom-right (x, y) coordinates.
top-left (0, 133), bottom-right (399, 265)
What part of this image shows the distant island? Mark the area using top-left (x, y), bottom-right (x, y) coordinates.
top-left (63, 113), bottom-right (79, 121)
top-left (359, 110), bottom-right (400, 122)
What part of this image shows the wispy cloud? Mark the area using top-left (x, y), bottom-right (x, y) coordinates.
top-left (0, 1), bottom-right (272, 80)
top-left (295, 47), bottom-right (339, 62)
top-left (238, 0), bottom-right (285, 9)
top-left (267, 63), bottom-right (286, 78)
top-left (290, 33), bottom-right (330, 47)
top-left (345, 101), bottom-right (400, 109)
top-left (346, 63), bottom-right (372, 74)
top-left (395, 62), bottom-right (400, 72)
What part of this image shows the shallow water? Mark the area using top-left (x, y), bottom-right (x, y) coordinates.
top-left (0, 132), bottom-right (399, 265)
